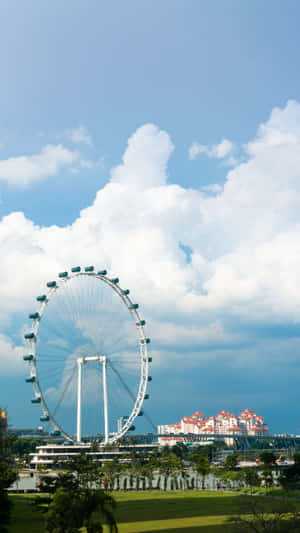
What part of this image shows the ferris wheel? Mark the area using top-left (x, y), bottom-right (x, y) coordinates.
top-left (24, 267), bottom-right (152, 443)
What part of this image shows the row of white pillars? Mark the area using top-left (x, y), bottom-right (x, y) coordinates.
top-left (76, 355), bottom-right (109, 444)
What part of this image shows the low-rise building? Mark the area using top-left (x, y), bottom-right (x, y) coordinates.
top-left (30, 442), bottom-right (159, 469)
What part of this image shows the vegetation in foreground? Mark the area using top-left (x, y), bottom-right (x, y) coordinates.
top-left (0, 410), bottom-right (18, 533)
top-left (11, 490), bottom-right (300, 533)
top-left (10, 491), bottom-right (238, 533)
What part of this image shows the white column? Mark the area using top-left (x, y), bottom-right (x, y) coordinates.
top-left (77, 358), bottom-right (83, 442)
top-left (102, 357), bottom-right (109, 444)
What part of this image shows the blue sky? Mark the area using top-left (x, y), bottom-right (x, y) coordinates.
top-left (1, 1), bottom-right (300, 435)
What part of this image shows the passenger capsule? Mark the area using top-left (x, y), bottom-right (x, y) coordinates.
top-left (147, 376), bottom-right (152, 382)
top-left (84, 266), bottom-right (94, 272)
top-left (50, 430), bottom-right (61, 436)
top-left (26, 376), bottom-right (36, 383)
top-left (138, 411), bottom-right (144, 416)
top-left (121, 289), bottom-right (130, 295)
top-left (128, 303), bottom-right (139, 310)
top-left (144, 394), bottom-right (149, 400)
top-left (58, 272), bottom-right (68, 278)
top-left (97, 270), bottom-right (107, 275)
top-left (23, 354), bottom-right (34, 361)
top-left (46, 281), bottom-right (56, 288)
top-left (36, 295), bottom-right (47, 302)
top-left (31, 397), bottom-right (41, 404)
top-left (141, 338), bottom-right (150, 344)
top-left (129, 425), bottom-right (136, 431)
top-left (71, 266), bottom-right (81, 273)
top-left (40, 415), bottom-right (50, 422)
top-left (24, 333), bottom-right (35, 340)
top-left (136, 320), bottom-right (146, 326)
top-left (110, 278), bottom-right (119, 284)
top-left (29, 312), bottom-right (40, 320)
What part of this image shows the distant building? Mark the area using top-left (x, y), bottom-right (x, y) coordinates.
top-left (158, 408), bottom-right (269, 445)
top-left (30, 442), bottom-right (159, 469)
top-left (8, 427), bottom-right (47, 438)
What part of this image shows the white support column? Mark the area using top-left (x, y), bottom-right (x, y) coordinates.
top-left (76, 355), bottom-right (108, 444)
top-left (77, 358), bottom-right (83, 443)
top-left (102, 357), bottom-right (109, 444)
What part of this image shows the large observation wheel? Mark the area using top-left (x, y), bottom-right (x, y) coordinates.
top-left (24, 267), bottom-right (152, 443)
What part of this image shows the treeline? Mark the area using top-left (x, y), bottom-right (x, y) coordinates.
top-left (0, 411), bottom-right (18, 533)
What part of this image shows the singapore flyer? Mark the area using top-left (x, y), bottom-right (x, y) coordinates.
top-left (23, 266), bottom-right (152, 444)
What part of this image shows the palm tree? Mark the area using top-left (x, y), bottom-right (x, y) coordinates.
top-left (194, 456), bottom-right (211, 490)
top-left (80, 489), bottom-right (118, 533)
top-left (159, 453), bottom-right (181, 491)
top-left (143, 459), bottom-right (157, 490)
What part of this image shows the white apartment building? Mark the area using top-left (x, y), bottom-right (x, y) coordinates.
top-left (158, 408), bottom-right (269, 445)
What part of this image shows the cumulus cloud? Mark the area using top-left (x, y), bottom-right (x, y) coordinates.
top-left (0, 144), bottom-right (79, 187)
top-left (189, 138), bottom-right (234, 160)
top-left (3, 102), bottom-right (300, 374)
top-left (68, 125), bottom-right (93, 146)
top-left (111, 123), bottom-right (174, 188)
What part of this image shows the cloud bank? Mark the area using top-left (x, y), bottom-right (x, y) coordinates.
top-left (2, 100), bottom-right (300, 373)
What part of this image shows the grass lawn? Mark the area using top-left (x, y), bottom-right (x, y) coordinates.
top-left (9, 491), bottom-right (238, 532)
top-left (115, 491), bottom-right (237, 532)
top-left (9, 494), bottom-right (46, 533)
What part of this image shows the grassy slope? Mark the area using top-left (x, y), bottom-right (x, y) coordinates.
top-left (9, 494), bottom-right (46, 533)
top-left (115, 491), bottom-right (236, 532)
top-left (9, 491), bottom-right (238, 533)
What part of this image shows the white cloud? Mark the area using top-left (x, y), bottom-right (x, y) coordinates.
top-left (111, 123), bottom-right (174, 188)
top-left (3, 102), bottom-right (300, 374)
top-left (189, 138), bottom-right (234, 160)
top-left (0, 335), bottom-right (23, 374)
top-left (0, 144), bottom-right (79, 187)
top-left (68, 125), bottom-right (93, 146)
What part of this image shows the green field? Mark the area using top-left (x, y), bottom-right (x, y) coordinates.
top-left (9, 491), bottom-right (238, 532)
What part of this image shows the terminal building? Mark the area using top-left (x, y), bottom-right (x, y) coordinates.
top-left (158, 408), bottom-right (269, 445)
top-left (29, 442), bottom-right (159, 469)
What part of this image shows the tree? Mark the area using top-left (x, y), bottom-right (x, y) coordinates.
top-left (179, 460), bottom-right (189, 490)
top-left (229, 495), bottom-right (300, 532)
top-left (161, 444), bottom-right (172, 457)
top-left (193, 456), bottom-right (211, 490)
top-left (259, 451), bottom-right (276, 494)
top-left (0, 409), bottom-right (18, 533)
top-left (220, 469), bottom-right (243, 489)
top-left (80, 488), bottom-right (118, 533)
top-left (159, 453), bottom-right (181, 491)
top-left (172, 442), bottom-right (188, 460)
top-left (45, 488), bottom-right (81, 533)
top-left (10, 436), bottom-right (43, 465)
top-left (280, 453), bottom-right (300, 491)
top-left (262, 469), bottom-right (274, 494)
top-left (103, 459), bottom-right (121, 491)
top-left (40, 472), bottom-right (80, 493)
top-left (45, 487), bottom-right (118, 533)
top-left (259, 451), bottom-right (276, 469)
top-left (142, 460), bottom-right (156, 490)
top-left (242, 467), bottom-right (260, 494)
top-left (65, 451), bottom-right (101, 488)
top-left (223, 453), bottom-right (239, 471)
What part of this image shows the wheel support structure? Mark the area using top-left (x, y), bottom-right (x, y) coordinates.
top-left (76, 355), bottom-right (108, 444)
